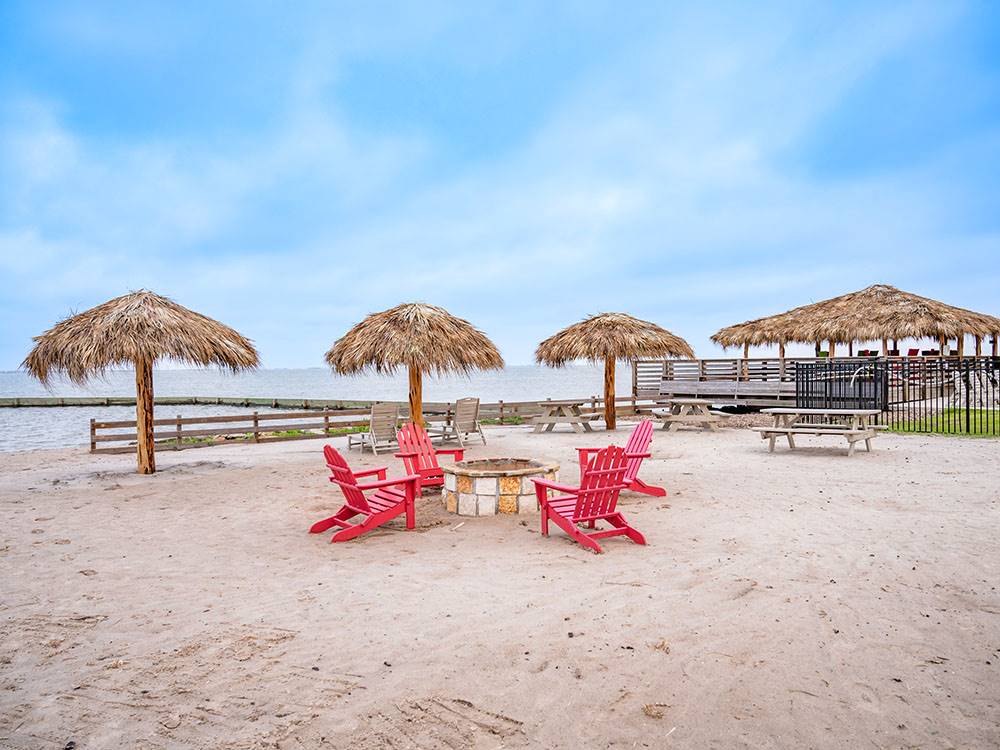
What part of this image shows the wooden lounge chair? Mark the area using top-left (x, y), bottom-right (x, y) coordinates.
top-left (309, 446), bottom-right (420, 543)
top-left (348, 402), bottom-right (399, 455)
top-left (575, 419), bottom-right (664, 497)
top-left (395, 421), bottom-right (465, 494)
top-left (532, 445), bottom-right (644, 554)
top-left (438, 397), bottom-right (487, 447)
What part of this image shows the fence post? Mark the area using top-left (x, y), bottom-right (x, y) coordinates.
top-left (965, 359), bottom-right (971, 434)
top-left (498, 400), bottom-right (505, 424)
top-left (324, 411), bottom-right (330, 436)
top-left (90, 419), bottom-right (96, 452)
top-left (175, 414), bottom-right (182, 450)
top-left (253, 411), bottom-right (260, 443)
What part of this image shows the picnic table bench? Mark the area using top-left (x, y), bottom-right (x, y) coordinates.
top-left (652, 398), bottom-right (728, 432)
top-left (531, 399), bottom-right (599, 433)
top-left (755, 408), bottom-right (882, 457)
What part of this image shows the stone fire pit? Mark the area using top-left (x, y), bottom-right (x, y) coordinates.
top-left (442, 458), bottom-right (559, 517)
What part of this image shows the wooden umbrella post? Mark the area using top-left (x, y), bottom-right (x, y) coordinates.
top-left (604, 357), bottom-right (616, 431)
top-left (134, 356), bottom-right (156, 474)
top-left (408, 366), bottom-right (424, 429)
top-left (882, 338), bottom-right (888, 356)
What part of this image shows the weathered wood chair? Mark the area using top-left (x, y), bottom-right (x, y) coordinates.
top-left (575, 419), bottom-right (664, 497)
top-left (348, 402), bottom-right (399, 455)
top-left (438, 397), bottom-right (487, 447)
top-left (395, 421), bottom-right (465, 494)
top-left (531, 445), bottom-right (644, 554)
top-left (309, 445), bottom-right (420, 543)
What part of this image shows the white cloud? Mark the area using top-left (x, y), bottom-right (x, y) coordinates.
top-left (2, 2), bottom-right (997, 369)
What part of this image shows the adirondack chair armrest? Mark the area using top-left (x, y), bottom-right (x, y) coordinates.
top-left (575, 447), bottom-right (601, 456)
top-left (357, 474), bottom-right (421, 491)
top-left (625, 452), bottom-right (651, 459)
top-left (435, 448), bottom-right (465, 460)
top-left (531, 477), bottom-right (578, 494)
top-left (353, 466), bottom-right (388, 480)
top-left (394, 451), bottom-right (418, 459)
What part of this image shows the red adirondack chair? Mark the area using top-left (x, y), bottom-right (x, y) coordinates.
top-left (395, 421), bottom-right (464, 493)
top-left (532, 445), bottom-right (646, 554)
top-left (575, 419), bottom-right (664, 497)
top-left (309, 445), bottom-right (420, 543)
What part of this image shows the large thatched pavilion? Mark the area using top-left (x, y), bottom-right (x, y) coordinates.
top-left (23, 290), bottom-right (259, 474)
top-left (536, 313), bottom-right (694, 430)
top-left (326, 303), bottom-right (504, 428)
top-left (712, 284), bottom-right (1000, 358)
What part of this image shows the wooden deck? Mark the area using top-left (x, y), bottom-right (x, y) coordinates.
top-left (634, 358), bottom-right (804, 406)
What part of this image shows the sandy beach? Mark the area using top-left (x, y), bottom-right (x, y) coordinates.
top-left (2, 423), bottom-right (999, 748)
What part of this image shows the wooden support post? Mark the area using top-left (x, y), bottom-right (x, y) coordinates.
top-left (993, 335), bottom-right (998, 356)
top-left (175, 414), bottom-right (182, 450)
top-left (957, 335), bottom-right (965, 357)
top-left (829, 341), bottom-right (837, 358)
top-left (498, 400), bottom-right (505, 424)
top-left (89, 418), bottom-right (96, 453)
top-left (134, 357), bottom-right (155, 474)
top-left (848, 341), bottom-right (854, 357)
top-left (815, 342), bottom-right (821, 356)
top-left (253, 411), bottom-right (260, 442)
top-left (742, 342), bottom-right (749, 380)
top-left (882, 338), bottom-right (888, 356)
top-left (604, 357), bottom-right (617, 431)
top-left (975, 336), bottom-right (982, 357)
top-left (939, 335), bottom-right (946, 354)
top-left (408, 366), bottom-right (424, 428)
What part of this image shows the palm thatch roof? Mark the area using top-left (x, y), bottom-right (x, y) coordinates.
top-left (712, 284), bottom-right (1000, 348)
top-left (325, 303), bottom-right (504, 375)
top-left (536, 312), bottom-right (694, 365)
top-left (23, 290), bottom-right (260, 383)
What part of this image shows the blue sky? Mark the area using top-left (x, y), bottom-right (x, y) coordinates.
top-left (1, 1), bottom-right (998, 368)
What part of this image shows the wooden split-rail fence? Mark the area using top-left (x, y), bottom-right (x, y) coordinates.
top-left (88, 395), bottom-right (658, 454)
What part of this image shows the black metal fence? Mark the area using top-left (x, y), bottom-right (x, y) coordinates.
top-left (796, 357), bottom-right (1000, 436)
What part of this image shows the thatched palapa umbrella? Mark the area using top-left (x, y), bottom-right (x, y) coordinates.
top-left (325, 303), bottom-right (504, 429)
top-left (712, 284), bottom-right (1000, 357)
top-left (536, 313), bottom-right (694, 430)
top-left (23, 291), bottom-right (259, 474)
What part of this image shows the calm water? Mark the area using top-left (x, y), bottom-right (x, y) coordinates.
top-left (0, 365), bottom-right (630, 452)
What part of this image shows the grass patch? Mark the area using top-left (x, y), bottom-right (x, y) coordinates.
top-left (481, 416), bottom-right (524, 425)
top-left (887, 408), bottom-right (999, 437)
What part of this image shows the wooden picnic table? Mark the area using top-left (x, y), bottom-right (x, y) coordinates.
top-left (531, 399), bottom-right (598, 433)
top-left (652, 397), bottom-right (727, 432)
top-left (755, 408), bottom-right (882, 457)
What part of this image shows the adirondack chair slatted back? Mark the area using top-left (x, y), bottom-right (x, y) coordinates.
top-left (370, 402), bottom-right (400, 443)
top-left (397, 422), bottom-right (439, 475)
top-left (454, 398), bottom-right (480, 432)
top-left (574, 445), bottom-right (629, 520)
top-left (323, 445), bottom-right (371, 513)
top-left (623, 419), bottom-right (654, 482)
